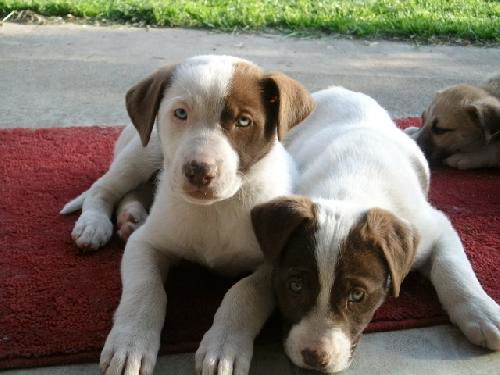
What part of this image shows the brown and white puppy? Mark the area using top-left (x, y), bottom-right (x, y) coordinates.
top-left (197, 87), bottom-right (500, 375)
top-left (62, 55), bottom-right (315, 375)
top-left (405, 74), bottom-right (500, 169)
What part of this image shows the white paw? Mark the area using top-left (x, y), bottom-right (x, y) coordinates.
top-left (196, 327), bottom-right (253, 375)
top-left (100, 325), bottom-right (160, 375)
top-left (450, 296), bottom-right (500, 351)
top-left (444, 153), bottom-right (475, 170)
top-left (116, 203), bottom-right (148, 242)
top-left (71, 210), bottom-right (113, 251)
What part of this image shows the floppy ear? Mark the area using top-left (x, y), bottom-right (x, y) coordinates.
top-left (251, 196), bottom-right (316, 260)
top-left (359, 208), bottom-right (419, 297)
top-left (261, 72), bottom-right (315, 140)
top-left (465, 98), bottom-right (500, 143)
top-left (126, 65), bottom-right (176, 146)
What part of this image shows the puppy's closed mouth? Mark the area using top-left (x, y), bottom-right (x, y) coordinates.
top-left (180, 187), bottom-right (220, 204)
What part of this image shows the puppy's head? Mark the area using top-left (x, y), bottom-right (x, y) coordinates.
top-left (415, 84), bottom-right (500, 163)
top-left (125, 55), bottom-right (314, 205)
top-left (251, 197), bottom-right (418, 373)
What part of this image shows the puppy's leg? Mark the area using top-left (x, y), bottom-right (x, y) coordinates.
top-left (64, 130), bottom-right (162, 251)
top-left (100, 226), bottom-right (175, 375)
top-left (116, 177), bottom-right (156, 242)
top-left (445, 144), bottom-right (499, 169)
top-left (421, 210), bottom-right (500, 350)
top-left (196, 264), bottom-right (275, 375)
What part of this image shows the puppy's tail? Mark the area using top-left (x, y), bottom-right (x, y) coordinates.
top-left (60, 191), bottom-right (87, 214)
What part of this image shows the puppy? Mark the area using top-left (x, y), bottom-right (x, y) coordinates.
top-left (197, 87), bottom-right (500, 374)
top-left (405, 74), bottom-right (500, 169)
top-left (63, 55), bottom-right (315, 375)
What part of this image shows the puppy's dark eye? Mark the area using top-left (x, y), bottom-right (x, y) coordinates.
top-left (288, 279), bottom-right (303, 294)
top-left (348, 288), bottom-right (365, 303)
top-left (236, 115), bottom-right (252, 128)
top-left (431, 119), bottom-right (454, 135)
top-left (174, 108), bottom-right (188, 120)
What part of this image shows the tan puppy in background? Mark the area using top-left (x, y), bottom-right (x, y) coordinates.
top-left (405, 74), bottom-right (500, 169)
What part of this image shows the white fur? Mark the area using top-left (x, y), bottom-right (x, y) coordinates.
top-left (285, 316), bottom-right (352, 373)
top-left (200, 86), bottom-right (500, 375)
top-left (62, 55), bottom-right (296, 375)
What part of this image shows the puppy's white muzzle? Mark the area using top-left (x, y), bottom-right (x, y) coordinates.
top-left (285, 320), bottom-right (353, 373)
top-left (170, 130), bottom-right (242, 204)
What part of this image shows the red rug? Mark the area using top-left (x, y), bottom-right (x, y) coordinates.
top-left (0, 119), bottom-right (499, 370)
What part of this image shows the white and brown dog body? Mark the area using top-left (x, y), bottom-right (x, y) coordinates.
top-left (198, 87), bottom-right (500, 374)
top-left (62, 55), bottom-right (315, 375)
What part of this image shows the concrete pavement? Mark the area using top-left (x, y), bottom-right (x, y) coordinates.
top-left (1, 23), bottom-right (499, 375)
top-left (1, 24), bottom-right (500, 127)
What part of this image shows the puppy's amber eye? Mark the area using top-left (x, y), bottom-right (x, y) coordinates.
top-left (431, 119), bottom-right (454, 135)
top-left (348, 288), bottom-right (365, 303)
top-left (174, 108), bottom-right (188, 120)
top-left (236, 115), bottom-right (252, 128)
top-left (289, 279), bottom-right (303, 293)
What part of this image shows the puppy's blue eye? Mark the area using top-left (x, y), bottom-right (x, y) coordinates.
top-left (236, 115), bottom-right (252, 128)
top-left (348, 288), bottom-right (365, 303)
top-left (289, 280), bottom-right (303, 293)
top-left (174, 108), bottom-right (188, 120)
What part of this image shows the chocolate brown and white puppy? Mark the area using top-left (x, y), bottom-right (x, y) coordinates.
top-left (62, 55), bottom-right (315, 375)
top-left (197, 87), bottom-right (500, 375)
top-left (251, 200), bottom-right (417, 372)
top-left (405, 73), bottom-right (500, 169)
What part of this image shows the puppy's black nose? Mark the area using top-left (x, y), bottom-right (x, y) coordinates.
top-left (183, 161), bottom-right (217, 188)
top-left (301, 349), bottom-right (329, 369)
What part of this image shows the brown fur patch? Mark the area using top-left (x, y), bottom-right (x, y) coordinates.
top-left (126, 65), bottom-right (176, 146)
top-left (221, 63), bottom-right (275, 172)
top-left (222, 63), bottom-right (314, 172)
top-left (329, 208), bottom-right (417, 345)
top-left (251, 195), bottom-right (317, 260)
top-left (331, 234), bottom-right (390, 345)
top-left (355, 208), bottom-right (418, 297)
top-left (261, 72), bottom-right (316, 140)
top-left (273, 216), bottom-right (320, 329)
top-left (251, 196), bottom-right (320, 330)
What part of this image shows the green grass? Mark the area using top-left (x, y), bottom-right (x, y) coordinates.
top-left (1, 0), bottom-right (499, 43)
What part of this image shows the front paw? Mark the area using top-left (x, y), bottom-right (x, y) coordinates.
top-left (71, 210), bottom-right (113, 251)
top-left (196, 327), bottom-right (253, 375)
top-left (100, 325), bottom-right (160, 375)
top-left (444, 153), bottom-right (476, 170)
top-left (450, 297), bottom-right (500, 351)
top-left (116, 202), bottom-right (148, 242)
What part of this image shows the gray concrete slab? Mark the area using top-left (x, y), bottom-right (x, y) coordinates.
top-left (4, 326), bottom-right (499, 375)
top-left (0, 23), bottom-right (499, 374)
top-left (1, 24), bottom-right (499, 127)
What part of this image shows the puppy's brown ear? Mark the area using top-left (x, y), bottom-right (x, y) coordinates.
top-left (126, 65), bottom-right (176, 146)
top-left (465, 98), bottom-right (500, 143)
top-left (251, 196), bottom-right (317, 260)
top-left (261, 73), bottom-right (315, 140)
top-left (359, 208), bottom-right (419, 297)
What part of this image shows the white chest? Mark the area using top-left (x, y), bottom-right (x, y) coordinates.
top-left (146, 143), bottom-right (295, 274)
top-left (147, 192), bottom-right (263, 274)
